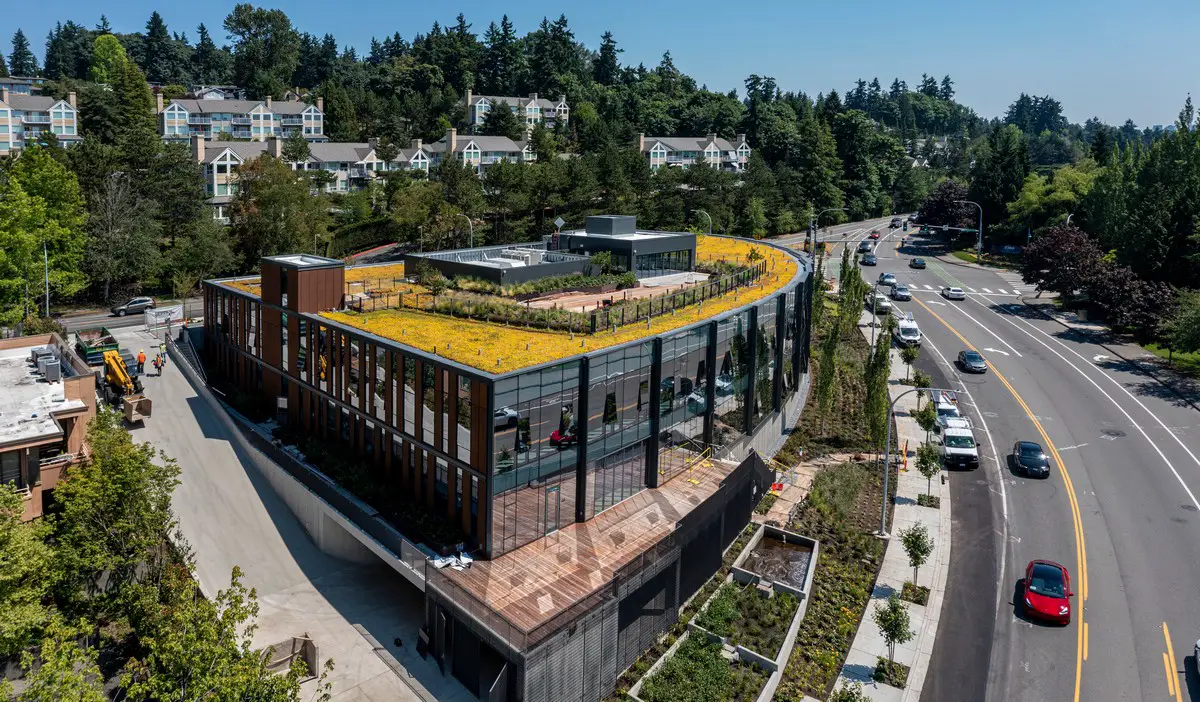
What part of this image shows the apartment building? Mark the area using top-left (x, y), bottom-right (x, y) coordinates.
top-left (0, 88), bottom-right (80, 157)
top-left (157, 93), bottom-right (326, 142)
top-left (192, 135), bottom-right (432, 222)
top-left (637, 132), bottom-right (751, 171)
top-left (464, 89), bottom-right (569, 131)
top-left (0, 76), bottom-right (45, 96)
top-left (427, 128), bottom-right (535, 174)
top-left (0, 334), bottom-right (96, 522)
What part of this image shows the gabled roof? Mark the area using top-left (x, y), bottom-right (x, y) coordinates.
top-left (427, 135), bottom-right (523, 154)
top-left (473, 94), bottom-right (564, 111)
top-left (167, 99), bottom-right (317, 115)
top-left (644, 136), bottom-right (747, 154)
top-left (3, 95), bottom-right (67, 111)
top-left (203, 140), bottom-right (269, 164)
top-left (399, 147), bottom-right (429, 161)
top-left (308, 142), bottom-right (374, 163)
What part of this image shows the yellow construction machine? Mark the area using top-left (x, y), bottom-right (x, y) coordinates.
top-left (100, 350), bottom-right (152, 423)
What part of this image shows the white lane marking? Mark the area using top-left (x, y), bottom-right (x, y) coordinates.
top-left (967, 287), bottom-right (978, 293)
top-left (1093, 355), bottom-right (1111, 363)
top-left (921, 331), bottom-right (1010, 631)
top-left (983, 288), bottom-right (993, 294)
top-left (976, 298), bottom-right (1200, 511)
top-left (996, 289), bottom-right (1009, 295)
top-left (945, 303), bottom-right (1025, 358)
top-left (984, 347), bottom-right (1011, 356)
top-left (1057, 443), bottom-right (1089, 452)
top-left (1012, 289), bottom-right (1022, 295)
top-left (927, 300), bottom-right (946, 306)
top-left (924, 285), bottom-right (934, 290)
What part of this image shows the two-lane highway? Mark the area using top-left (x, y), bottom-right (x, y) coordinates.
top-left (858, 228), bottom-right (1200, 700)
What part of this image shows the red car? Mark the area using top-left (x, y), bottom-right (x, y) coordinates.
top-left (1023, 560), bottom-right (1072, 624)
top-left (869, 230), bottom-right (881, 239)
top-left (549, 428), bottom-right (578, 448)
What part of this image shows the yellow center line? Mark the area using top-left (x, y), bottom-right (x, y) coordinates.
top-left (1164, 622), bottom-right (1182, 702)
top-left (913, 296), bottom-right (1088, 702)
top-left (1163, 652), bottom-right (1176, 698)
top-left (1083, 621), bottom-right (1089, 661)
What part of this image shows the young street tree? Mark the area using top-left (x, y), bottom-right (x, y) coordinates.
top-left (900, 523), bottom-right (934, 586)
top-left (17, 617), bottom-right (106, 702)
top-left (873, 593), bottom-right (915, 663)
top-left (900, 344), bottom-right (920, 381)
top-left (916, 440), bottom-right (941, 494)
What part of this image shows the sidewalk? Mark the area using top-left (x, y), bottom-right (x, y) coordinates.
top-left (1021, 297), bottom-right (1200, 413)
top-left (833, 311), bottom-right (952, 701)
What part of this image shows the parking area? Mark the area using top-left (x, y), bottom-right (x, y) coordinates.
top-left (111, 327), bottom-right (471, 702)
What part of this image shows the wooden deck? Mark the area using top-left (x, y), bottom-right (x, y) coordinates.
top-left (439, 452), bottom-right (739, 640)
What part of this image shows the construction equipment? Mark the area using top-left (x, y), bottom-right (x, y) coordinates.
top-left (74, 326), bottom-right (119, 366)
top-left (99, 349), bottom-right (144, 407)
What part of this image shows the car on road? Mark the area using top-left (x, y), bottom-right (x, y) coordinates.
top-left (889, 217), bottom-right (902, 228)
top-left (1023, 560), bottom-right (1072, 624)
top-left (941, 286), bottom-right (966, 300)
top-left (111, 296), bottom-right (155, 317)
top-left (860, 253), bottom-right (877, 266)
top-left (549, 426), bottom-right (578, 448)
top-left (877, 272), bottom-right (897, 287)
top-left (957, 350), bottom-right (988, 373)
top-left (493, 406), bottom-right (520, 429)
top-left (1012, 440), bottom-right (1051, 478)
top-left (910, 258), bottom-right (927, 269)
top-left (890, 284), bottom-right (911, 301)
top-left (869, 230), bottom-right (881, 239)
top-left (857, 240), bottom-right (873, 253)
top-left (715, 373), bottom-right (734, 395)
top-left (893, 315), bottom-right (921, 346)
top-left (865, 292), bottom-right (893, 315)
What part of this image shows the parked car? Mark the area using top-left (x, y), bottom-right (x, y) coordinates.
top-left (957, 350), bottom-right (988, 373)
top-left (111, 296), bottom-right (155, 317)
top-left (890, 284), bottom-right (911, 301)
top-left (941, 286), bottom-right (966, 300)
top-left (1012, 440), bottom-right (1051, 477)
top-left (910, 258), bottom-right (927, 269)
top-left (1023, 560), bottom-right (1072, 624)
top-left (715, 373), bottom-right (734, 395)
top-left (877, 272), bottom-right (897, 287)
top-left (493, 406), bottom-right (520, 429)
top-left (686, 388), bottom-right (707, 412)
top-left (860, 253), bottom-right (878, 266)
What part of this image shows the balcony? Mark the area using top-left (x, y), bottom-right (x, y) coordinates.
top-left (348, 167), bottom-right (370, 178)
top-left (231, 117), bottom-right (252, 126)
top-left (281, 117), bottom-right (303, 126)
top-left (21, 114), bottom-right (51, 124)
top-left (230, 129), bottom-right (252, 139)
top-left (188, 116), bottom-right (213, 125)
top-left (39, 452), bottom-right (80, 470)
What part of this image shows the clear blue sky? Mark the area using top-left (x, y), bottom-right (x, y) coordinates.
top-left (9, 0), bottom-right (1197, 126)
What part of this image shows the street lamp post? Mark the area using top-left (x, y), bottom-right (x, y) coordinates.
top-left (457, 213), bottom-right (474, 248)
top-left (1065, 213), bottom-right (1074, 226)
top-left (880, 384), bottom-right (961, 535)
top-left (808, 206), bottom-right (848, 254)
top-left (692, 209), bottom-right (713, 236)
top-left (955, 200), bottom-right (983, 262)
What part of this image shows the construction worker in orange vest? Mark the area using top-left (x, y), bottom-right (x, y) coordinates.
top-left (136, 350), bottom-right (146, 374)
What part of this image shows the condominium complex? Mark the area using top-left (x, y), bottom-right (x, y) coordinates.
top-left (157, 93), bottom-right (326, 142)
top-left (0, 76), bottom-right (45, 96)
top-left (0, 88), bottom-right (80, 156)
top-left (464, 90), bottom-right (569, 131)
top-left (0, 334), bottom-right (96, 522)
top-left (191, 134), bottom-right (431, 222)
top-left (636, 132), bottom-right (751, 171)
top-left (427, 128), bottom-right (535, 172)
top-left (201, 216), bottom-right (812, 699)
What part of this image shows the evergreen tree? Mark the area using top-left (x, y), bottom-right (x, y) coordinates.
top-left (9, 29), bottom-right (38, 76)
top-left (282, 128), bottom-right (311, 163)
top-left (142, 11), bottom-right (173, 84)
top-left (191, 24), bottom-right (231, 85)
top-left (96, 15), bottom-right (112, 34)
top-left (478, 15), bottom-right (521, 95)
top-left (593, 31), bottom-right (622, 86)
top-left (939, 75), bottom-right (955, 100)
top-left (0, 50), bottom-right (7, 77)
top-left (224, 4), bottom-right (301, 99)
top-left (114, 60), bottom-right (157, 136)
top-left (479, 101), bottom-right (525, 140)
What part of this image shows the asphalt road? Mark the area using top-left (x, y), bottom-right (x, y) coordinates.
top-left (61, 297), bottom-right (203, 333)
top-left (847, 227), bottom-right (1200, 701)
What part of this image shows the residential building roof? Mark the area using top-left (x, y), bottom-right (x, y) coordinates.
top-left (427, 135), bottom-right (525, 154)
top-left (643, 136), bottom-right (744, 152)
top-left (203, 140), bottom-right (270, 164)
top-left (308, 142), bottom-right (374, 163)
top-left (473, 94), bottom-right (564, 110)
top-left (168, 99), bottom-right (316, 115)
top-left (0, 345), bottom-right (87, 447)
top-left (2, 95), bottom-right (64, 111)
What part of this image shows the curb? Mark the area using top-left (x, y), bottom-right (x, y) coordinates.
top-left (1017, 297), bottom-right (1200, 415)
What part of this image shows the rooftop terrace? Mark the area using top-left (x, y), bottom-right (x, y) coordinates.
top-left (0, 346), bottom-right (87, 448)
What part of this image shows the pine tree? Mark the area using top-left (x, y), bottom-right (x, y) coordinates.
top-left (281, 128), bottom-right (311, 163)
top-left (9, 29), bottom-right (38, 76)
top-left (96, 15), bottom-right (112, 34)
top-left (479, 101), bottom-right (525, 140)
top-left (594, 31), bottom-right (622, 86)
top-left (0, 50), bottom-right (7, 78)
top-left (192, 23), bottom-right (230, 85)
top-left (115, 60), bottom-right (157, 136)
top-left (479, 15), bottom-right (521, 95)
top-left (142, 11), bottom-right (173, 84)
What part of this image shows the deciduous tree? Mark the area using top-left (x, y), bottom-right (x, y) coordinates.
top-left (900, 523), bottom-right (934, 587)
top-left (85, 173), bottom-right (162, 301)
top-left (873, 593), bottom-right (914, 663)
top-left (88, 34), bottom-right (128, 84)
top-left (0, 484), bottom-right (54, 658)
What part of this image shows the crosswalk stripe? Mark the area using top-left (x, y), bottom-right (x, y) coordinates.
top-left (967, 287), bottom-right (977, 293)
top-left (1012, 289), bottom-right (1022, 295)
top-left (923, 285), bottom-right (933, 290)
top-left (982, 288), bottom-right (993, 293)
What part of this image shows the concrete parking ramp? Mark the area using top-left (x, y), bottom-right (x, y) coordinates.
top-left (118, 327), bottom-right (471, 702)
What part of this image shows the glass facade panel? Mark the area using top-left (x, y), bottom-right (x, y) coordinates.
top-left (456, 376), bottom-right (472, 463)
top-left (421, 362), bottom-right (435, 445)
top-left (783, 290), bottom-right (798, 402)
top-left (490, 361), bottom-right (580, 556)
top-left (658, 326), bottom-right (710, 481)
top-left (585, 442), bottom-right (645, 519)
top-left (714, 311), bottom-right (750, 446)
top-left (403, 355), bottom-right (416, 435)
top-left (752, 303), bottom-right (778, 427)
top-left (373, 345), bottom-right (387, 422)
top-left (586, 343), bottom-right (652, 462)
top-left (634, 249), bottom-right (692, 276)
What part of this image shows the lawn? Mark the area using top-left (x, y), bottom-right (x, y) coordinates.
top-left (638, 635), bottom-right (770, 702)
top-left (1145, 342), bottom-right (1200, 380)
top-left (772, 461), bottom-right (895, 701)
top-left (696, 581), bottom-right (800, 659)
top-left (950, 249), bottom-right (1022, 270)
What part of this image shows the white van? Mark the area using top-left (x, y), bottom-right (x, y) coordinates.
top-left (893, 314), bottom-right (922, 347)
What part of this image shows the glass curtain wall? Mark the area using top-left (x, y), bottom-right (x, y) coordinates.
top-left (491, 361), bottom-right (580, 556)
top-left (783, 290), bottom-right (797, 402)
top-left (584, 343), bottom-right (652, 519)
top-left (714, 311), bottom-right (750, 447)
top-left (658, 326), bottom-right (710, 482)
top-left (752, 302), bottom-right (778, 428)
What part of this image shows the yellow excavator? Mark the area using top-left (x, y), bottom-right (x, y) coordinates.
top-left (100, 350), bottom-right (152, 423)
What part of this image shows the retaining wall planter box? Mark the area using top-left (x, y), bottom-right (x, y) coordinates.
top-left (629, 524), bottom-right (820, 702)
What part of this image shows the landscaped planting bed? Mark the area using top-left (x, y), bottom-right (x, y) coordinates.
top-left (637, 635), bottom-right (769, 702)
top-left (695, 582), bottom-right (800, 659)
top-left (773, 461), bottom-right (895, 701)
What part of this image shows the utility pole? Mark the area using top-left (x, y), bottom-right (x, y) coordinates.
top-left (956, 200), bottom-right (983, 262)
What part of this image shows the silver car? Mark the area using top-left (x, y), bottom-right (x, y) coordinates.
top-left (877, 272), bottom-right (897, 287)
top-left (890, 284), bottom-right (911, 301)
top-left (940, 286), bottom-right (966, 301)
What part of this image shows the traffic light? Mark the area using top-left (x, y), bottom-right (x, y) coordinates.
top-left (903, 221), bottom-right (909, 231)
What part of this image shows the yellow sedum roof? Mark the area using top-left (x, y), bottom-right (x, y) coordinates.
top-left (320, 236), bottom-right (799, 374)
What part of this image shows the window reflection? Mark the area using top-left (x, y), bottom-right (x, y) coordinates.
top-left (715, 311), bottom-right (749, 446)
top-left (658, 327), bottom-right (710, 482)
top-left (752, 303), bottom-right (778, 428)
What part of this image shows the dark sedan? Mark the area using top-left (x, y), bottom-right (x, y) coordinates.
top-left (909, 258), bottom-right (927, 269)
top-left (1012, 440), bottom-right (1051, 477)
top-left (957, 350), bottom-right (988, 373)
top-left (860, 253), bottom-right (877, 266)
